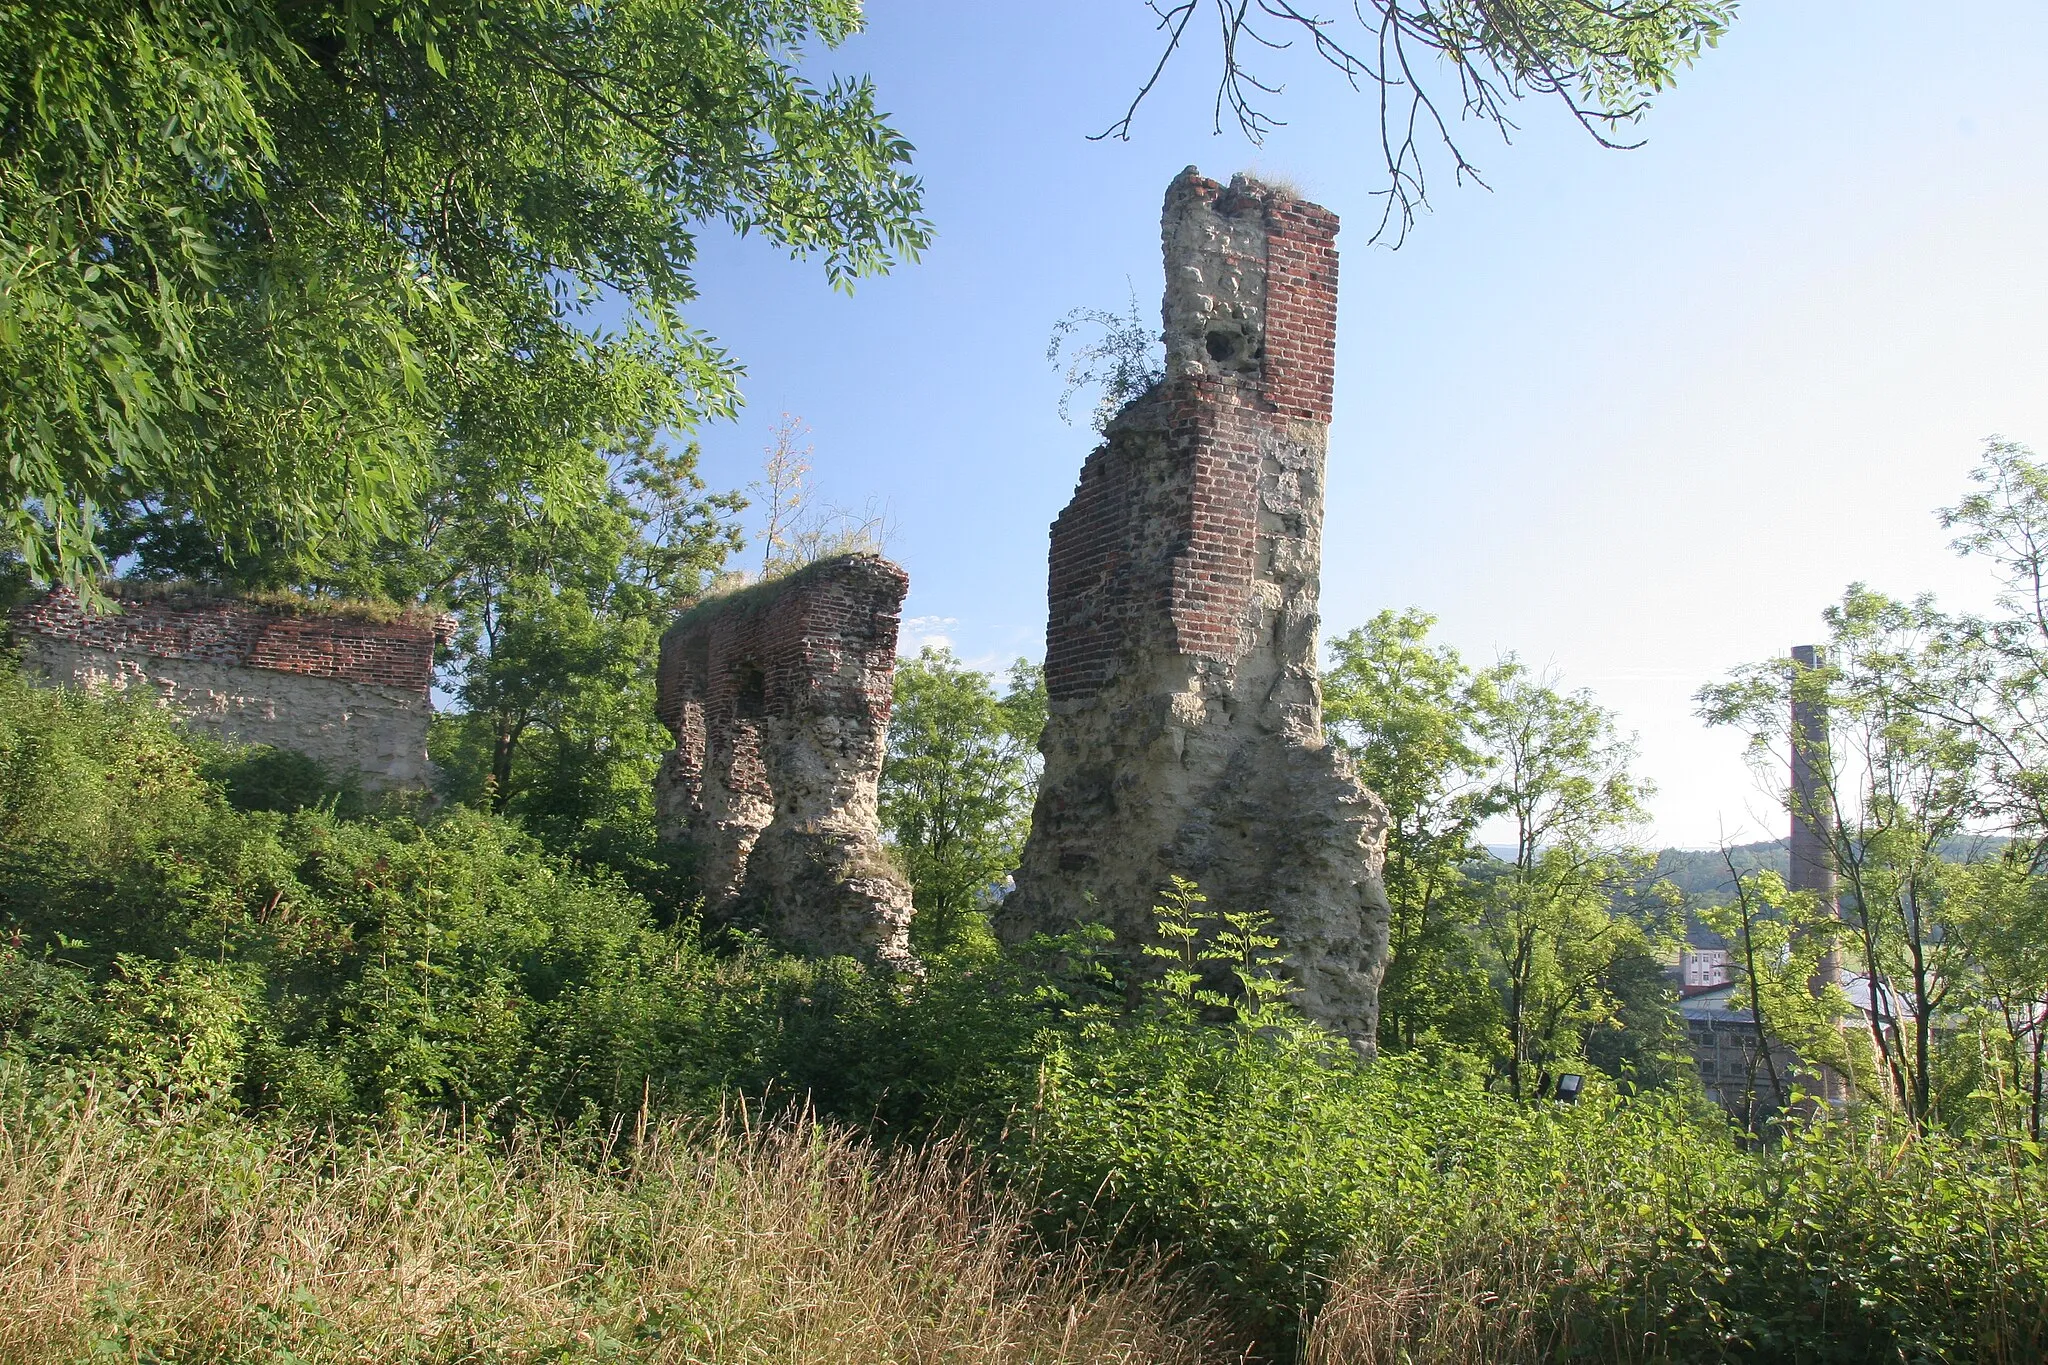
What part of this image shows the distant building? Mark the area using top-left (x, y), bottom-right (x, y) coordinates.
top-left (1678, 947), bottom-right (1731, 992)
top-left (1679, 986), bottom-right (1807, 1125)
top-left (1678, 971), bottom-right (1905, 1124)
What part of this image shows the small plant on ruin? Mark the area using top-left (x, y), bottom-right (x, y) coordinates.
top-left (1143, 876), bottom-right (1296, 1026)
top-left (752, 413), bottom-right (895, 577)
top-left (1048, 285), bottom-right (1165, 432)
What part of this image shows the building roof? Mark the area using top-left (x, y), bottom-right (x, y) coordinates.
top-left (1677, 973), bottom-right (1915, 1024)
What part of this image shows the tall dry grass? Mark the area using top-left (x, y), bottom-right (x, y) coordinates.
top-left (1300, 1239), bottom-right (1597, 1365)
top-left (0, 1089), bottom-right (1227, 1364)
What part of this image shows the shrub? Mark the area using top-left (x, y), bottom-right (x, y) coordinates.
top-left (198, 743), bottom-right (362, 817)
top-left (0, 669), bottom-right (1062, 1136)
top-left (1010, 887), bottom-right (2048, 1360)
top-left (1017, 1010), bottom-right (1727, 1345)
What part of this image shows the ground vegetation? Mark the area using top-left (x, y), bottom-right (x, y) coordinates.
top-left (2, 661), bottom-right (2045, 1361)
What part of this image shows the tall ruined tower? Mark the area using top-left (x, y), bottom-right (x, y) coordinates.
top-left (1000, 168), bottom-right (1393, 1050)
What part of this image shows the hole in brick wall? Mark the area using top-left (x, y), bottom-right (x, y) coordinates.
top-left (734, 662), bottom-right (767, 719)
top-left (1204, 330), bottom-right (1237, 362)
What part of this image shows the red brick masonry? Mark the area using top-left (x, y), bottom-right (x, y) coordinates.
top-left (653, 554), bottom-right (916, 967)
top-left (12, 589), bottom-right (444, 694)
top-left (654, 557), bottom-right (907, 774)
top-left (1045, 170), bottom-right (1340, 703)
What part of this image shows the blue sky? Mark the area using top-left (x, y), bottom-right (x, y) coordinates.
top-left (676, 1), bottom-right (2048, 848)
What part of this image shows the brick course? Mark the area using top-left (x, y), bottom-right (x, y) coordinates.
top-left (13, 589), bottom-right (444, 692)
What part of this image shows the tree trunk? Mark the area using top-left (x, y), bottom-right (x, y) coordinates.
top-left (491, 717), bottom-right (523, 815)
top-left (2032, 1017), bottom-right (2044, 1142)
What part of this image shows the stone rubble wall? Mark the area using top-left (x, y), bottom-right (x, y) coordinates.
top-left (11, 588), bottom-right (446, 790)
top-left (653, 554), bottom-right (916, 969)
top-left (1001, 167), bottom-right (1392, 1052)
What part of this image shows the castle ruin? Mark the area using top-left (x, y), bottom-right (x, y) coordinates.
top-left (999, 167), bottom-right (1394, 1051)
top-left (653, 554), bottom-right (917, 969)
top-left (11, 586), bottom-right (446, 790)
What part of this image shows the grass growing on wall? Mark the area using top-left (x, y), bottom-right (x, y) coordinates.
top-left (79, 577), bottom-right (443, 626)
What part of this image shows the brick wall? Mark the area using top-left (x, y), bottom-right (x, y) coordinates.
top-left (1044, 169), bottom-right (1338, 703)
top-left (10, 587), bottom-right (449, 790)
top-left (1042, 422), bottom-right (1172, 702)
top-left (13, 589), bottom-right (443, 693)
top-left (1262, 197), bottom-right (1340, 424)
top-left (654, 557), bottom-right (906, 757)
top-left (653, 554), bottom-right (915, 966)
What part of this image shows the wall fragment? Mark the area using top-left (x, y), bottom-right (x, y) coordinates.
top-left (654, 554), bottom-right (916, 969)
top-left (12, 587), bottom-right (446, 790)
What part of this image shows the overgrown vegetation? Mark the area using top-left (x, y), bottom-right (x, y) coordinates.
top-left (1700, 441), bottom-right (2048, 1133)
top-left (0, 0), bottom-right (928, 589)
top-left (3, 666), bottom-right (2047, 1361)
top-left (1321, 612), bottom-right (1691, 1092)
top-left (882, 647), bottom-right (1044, 953)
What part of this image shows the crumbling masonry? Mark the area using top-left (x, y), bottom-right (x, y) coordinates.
top-left (653, 554), bottom-right (917, 969)
top-left (999, 168), bottom-right (1394, 1050)
top-left (12, 587), bottom-right (446, 790)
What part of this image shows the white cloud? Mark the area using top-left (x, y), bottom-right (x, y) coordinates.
top-left (899, 615), bottom-right (958, 655)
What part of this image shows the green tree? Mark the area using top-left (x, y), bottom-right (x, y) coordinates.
top-left (880, 650), bottom-right (1044, 954)
top-left (1693, 444), bottom-right (2048, 1131)
top-left (1933, 440), bottom-right (2048, 847)
top-left (106, 411), bottom-right (743, 897)
top-left (1913, 442), bottom-right (2048, 1134)
top-left (1, 0), bottom-right (928, 587)
top-left (1701, 590), bottom-right (1983, 1125)
top-left (424, 430), bottom-right (742, 897)
top-left (1322, 609), bottom-right (1504, 1058)
top-left (1581, 935), bottom-right (1693, 1096)
top-left (1475, 664), bottom-right (1660, 1098)
top-left (1325, 613), bottom-right (1672, 1090)
top-left (1697, 865), bottom-right (1868, 1117)
top-left (1945, 859), bottom-right (2048, 1138)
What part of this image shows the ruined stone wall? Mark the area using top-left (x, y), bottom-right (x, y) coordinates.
top-left (653, 554), bottom-right (915, 969)
top-left (1002, 168), bottom-right (1392, 1051)
top-left (12, 588), bottom-right (444, 790)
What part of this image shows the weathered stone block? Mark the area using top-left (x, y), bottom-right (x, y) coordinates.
top-left (654, 554), bottom-right (916, 969)
top-left (1001, 168), bottom-right (1392, 1051)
